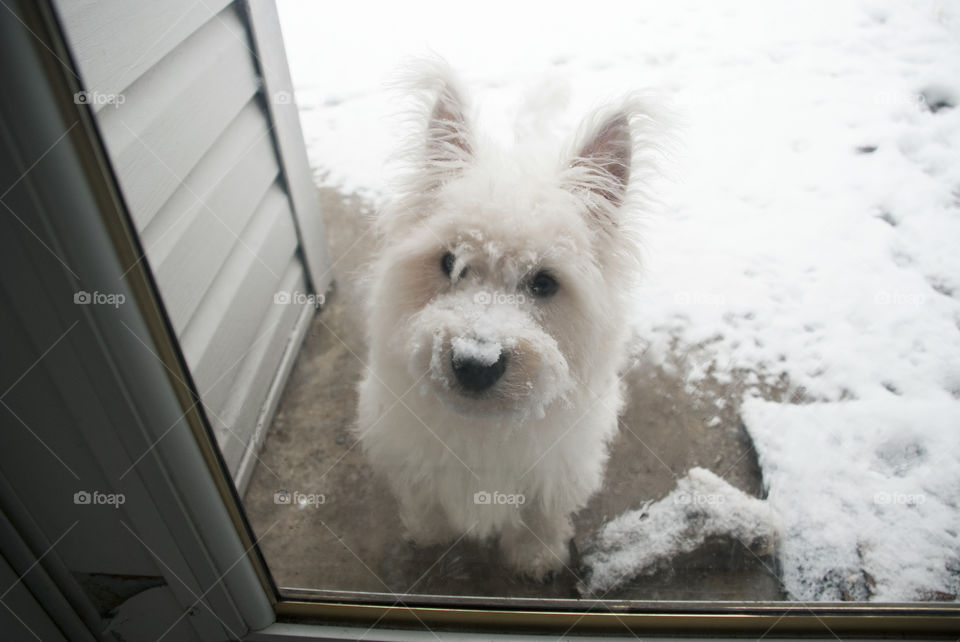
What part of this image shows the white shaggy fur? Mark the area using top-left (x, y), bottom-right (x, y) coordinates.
top-left (355, 60), bottom-right (667, 579)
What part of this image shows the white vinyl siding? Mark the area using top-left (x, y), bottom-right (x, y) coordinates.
top-left (54, 0), bottom-right (329, 491)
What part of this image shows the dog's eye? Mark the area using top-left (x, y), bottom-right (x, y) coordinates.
top-left (529, 271), bottom-right (558, 298)
top-left (441, 252), bottom-right (456, 278)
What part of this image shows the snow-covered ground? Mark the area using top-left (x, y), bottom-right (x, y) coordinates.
top-left (278, 0), bottom-right (960, 601)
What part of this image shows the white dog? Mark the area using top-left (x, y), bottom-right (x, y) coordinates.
top-left (356, 62), bottom-right (665, 579)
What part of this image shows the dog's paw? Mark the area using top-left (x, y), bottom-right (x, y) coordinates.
top-left (402, 520), bottom-right (457, 548)
top-left (404, 531), bottom-right (455, 548)
top-left (501, 531), bottom-right (570, 582)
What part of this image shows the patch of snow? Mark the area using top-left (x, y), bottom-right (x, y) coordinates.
top-left (580, 467), bottom-right (779, 596)
top-left (451, 336), bottom-right (502, 366)
top-left (742, 395), bottom-right (960, 601)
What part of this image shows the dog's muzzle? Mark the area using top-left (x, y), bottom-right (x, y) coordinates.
top-left (408, 302), bottom-right (572, 418)
top-left (452, 348), bottom-right (507, 394)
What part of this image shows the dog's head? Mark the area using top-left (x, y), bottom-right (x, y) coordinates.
top-left (369, 63), bottom-right (664, 420)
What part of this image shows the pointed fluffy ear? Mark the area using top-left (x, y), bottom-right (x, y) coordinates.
top-left (563, 96), bottom-right (670, 232)
top-left (379, 60), bottom-right (474, 235)
top-left (568, 111), bottom-right (633, 212)
top-left (426, 81), bottom-right (472, 169)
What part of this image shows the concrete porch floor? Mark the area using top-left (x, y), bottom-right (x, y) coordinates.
top-left (240, 187), bottom-right (785, 601)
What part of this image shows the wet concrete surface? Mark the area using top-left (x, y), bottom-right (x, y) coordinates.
top-left (241, 187), bottom-right (785, 601)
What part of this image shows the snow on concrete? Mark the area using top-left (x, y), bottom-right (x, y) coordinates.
top-left (580, 467), bottom-right (779, 596)
top-left (278, 0), bottom-right (960, 600)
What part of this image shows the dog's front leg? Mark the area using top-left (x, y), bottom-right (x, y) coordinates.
top-left (397, 490), bottom-right (457, 548)
top-left (500, 504), bottom-right (573, 581)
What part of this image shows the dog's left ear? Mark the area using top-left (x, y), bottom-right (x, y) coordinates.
top-left (563, 109), bottom-right (636, 230)
top-left (574, 113), bottom-right (632, 204)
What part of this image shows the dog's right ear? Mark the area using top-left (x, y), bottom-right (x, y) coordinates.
top-left (380, 61), bottom-right (475, 234)
top-left (426, 82), bottom-right (472, 165)
top-left (422, 78), bottom-right (473, 186)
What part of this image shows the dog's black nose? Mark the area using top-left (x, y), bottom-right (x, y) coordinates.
top-left (452, 353), bottom-right (507, 393)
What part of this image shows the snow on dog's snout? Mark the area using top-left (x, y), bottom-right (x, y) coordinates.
top-left (450, 335), bottom-right (502, 367)
top-left (409, 295), bottom-right (572, 419)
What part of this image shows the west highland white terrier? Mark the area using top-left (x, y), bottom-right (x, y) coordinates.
top-left (356, 61), bottom-right (666, 579)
